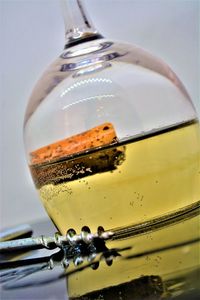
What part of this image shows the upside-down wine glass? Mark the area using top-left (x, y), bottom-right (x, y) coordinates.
top-left (23, 1), bottom-right (200, 298)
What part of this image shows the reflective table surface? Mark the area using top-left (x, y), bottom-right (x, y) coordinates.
top-left (0, 209), bottom-right (200, 300)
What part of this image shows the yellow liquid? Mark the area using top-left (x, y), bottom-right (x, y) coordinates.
top-left (30, 121), bottom-right (200, 235)
top-left (67, 213), bottom-right (200, 299)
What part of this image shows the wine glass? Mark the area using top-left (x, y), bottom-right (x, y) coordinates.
top-left (24, 0), bottom-right (199, 238)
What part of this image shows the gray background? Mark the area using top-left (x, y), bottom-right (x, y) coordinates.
top-left (0, 0), bottom-right (199, 229)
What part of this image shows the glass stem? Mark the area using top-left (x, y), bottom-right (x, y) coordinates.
top-left (60, 0), bottom-right (103, 48)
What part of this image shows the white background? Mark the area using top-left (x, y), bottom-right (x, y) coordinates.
top-left (0, 0), bottom-right (199, 229)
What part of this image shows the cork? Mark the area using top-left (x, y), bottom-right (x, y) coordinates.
top-left (30, 123), bottom-right (118, 165)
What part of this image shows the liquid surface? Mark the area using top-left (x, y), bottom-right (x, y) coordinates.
top-left (30, 121), bottom-right (200, 234)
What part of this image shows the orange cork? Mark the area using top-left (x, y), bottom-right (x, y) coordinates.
top-left (30, 123), bottom-right (118, 165)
